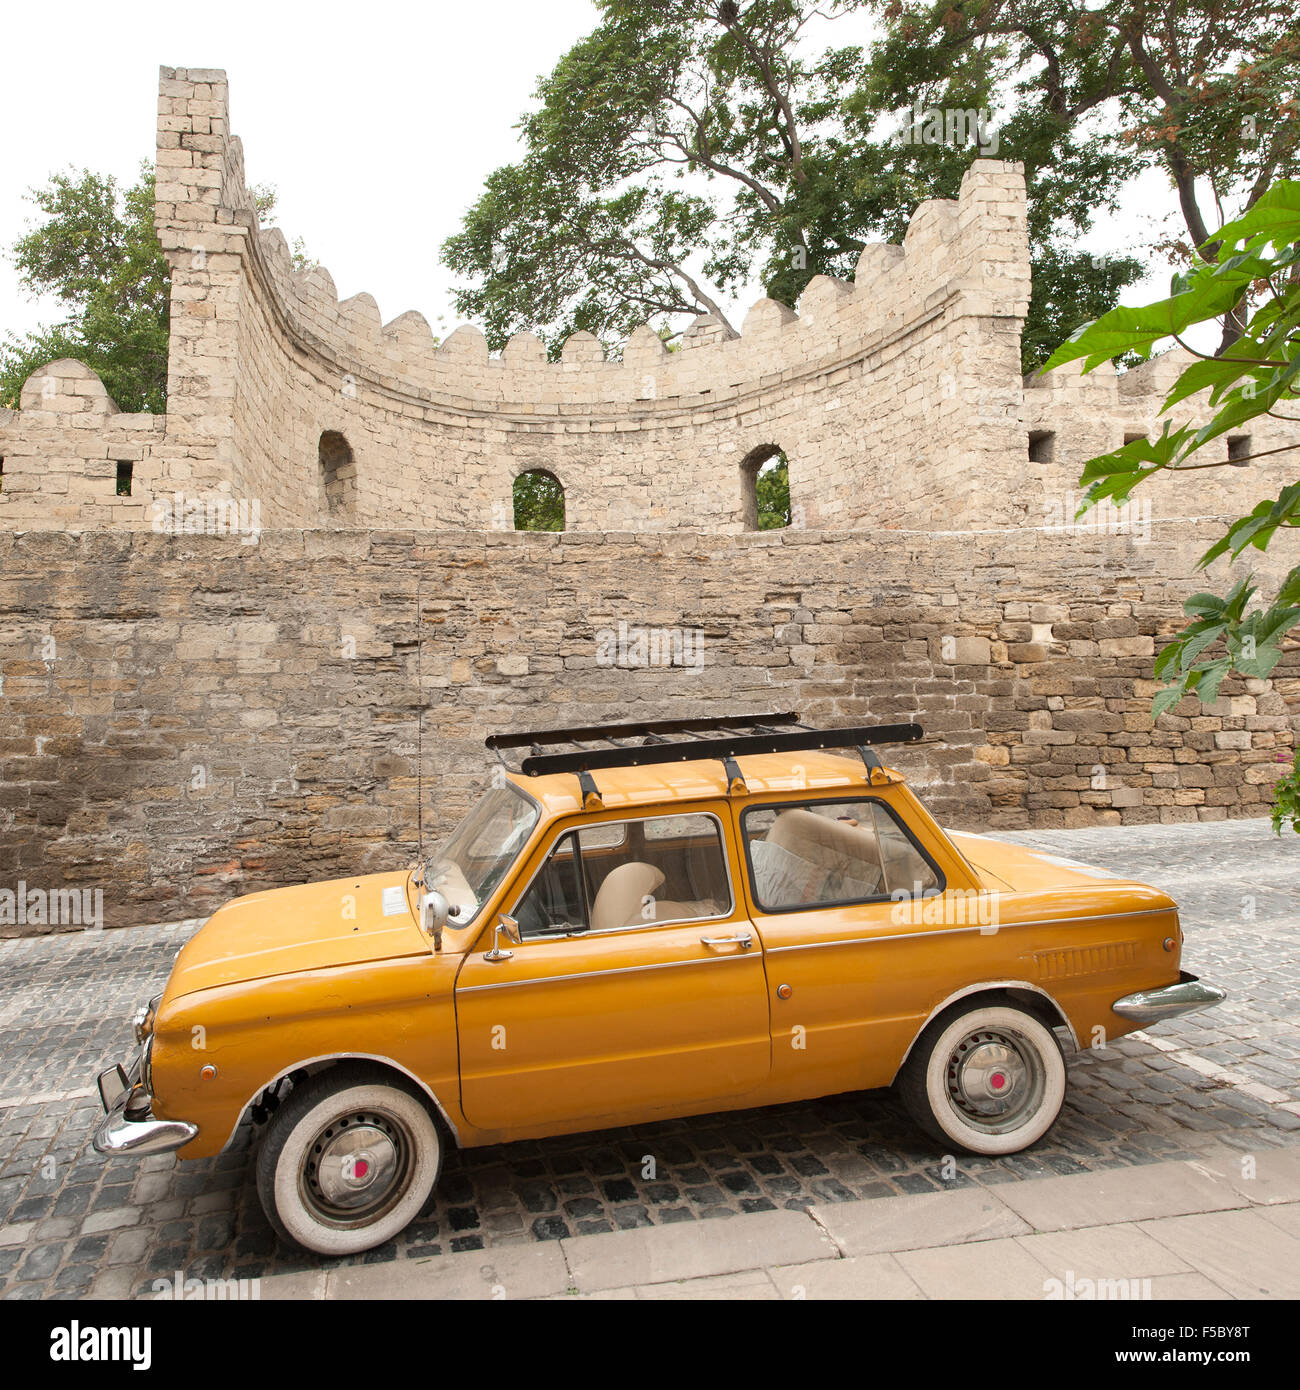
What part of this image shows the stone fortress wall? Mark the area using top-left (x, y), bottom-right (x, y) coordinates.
top-left (3, 523), bottom-right (1295, 929)
top-left (0, 69), bottom-right (1296, 931)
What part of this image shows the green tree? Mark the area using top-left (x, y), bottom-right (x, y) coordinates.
top-left (1, 164), bottom-right (170, 412)
top-left (444, 0), bottom-right (1292, 366)
top-left (1042, 180), bottom-right (1300, 830)
top-left (513, 470), bottom-right (566, 530)
top-left (756, 454), bottom-right (791, 528)
top-left (874, 0), bottom-right (1300, 354)
top-left (2, 167), bottom-right (308, 413)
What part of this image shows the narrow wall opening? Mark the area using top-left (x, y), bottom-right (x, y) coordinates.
top-left (1027, 430), bottom-right (1056, 464)
top-left (740, 444), bottom-right (791, 530)
top-left (319, 431), bottom-right (357, 518)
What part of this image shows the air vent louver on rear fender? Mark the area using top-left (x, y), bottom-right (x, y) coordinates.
top-left (1033, 941), bottom-right (1139, 980)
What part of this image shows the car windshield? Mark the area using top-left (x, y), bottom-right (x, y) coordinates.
top-left (423, 785), bottom-right (539, 926)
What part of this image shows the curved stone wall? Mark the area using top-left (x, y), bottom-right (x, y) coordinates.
top-left (174, 69), bottom-right (1033, 534)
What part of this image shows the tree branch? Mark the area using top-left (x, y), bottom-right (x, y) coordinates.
top-left (714, 5), bottom-right (808, 185)
top-left (661, 95), bottom-right (792, 225)
top-left (1121, 27), bottom-right (1217, 258)
top-left (628, 242), bottom-right (738, 334)
top-left (1169, 440), bottom-right (1300, 469)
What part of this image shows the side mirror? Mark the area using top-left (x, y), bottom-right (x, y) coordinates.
top-left (420, 890), bottom-right (450, 950)
top-left (484, 914), bottom-right (521, 962)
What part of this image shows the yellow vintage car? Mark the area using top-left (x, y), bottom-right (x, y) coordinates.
top-left (92, 713), bottom-right (1225, 1255)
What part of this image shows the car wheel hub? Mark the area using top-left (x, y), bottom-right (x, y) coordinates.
top-left (945, 1028), bottom-right (1044, 1132)
top-left (301, 1112), bottom-right (411, 1224)
top-left (955, 1040), bottom-right (1024, 1106)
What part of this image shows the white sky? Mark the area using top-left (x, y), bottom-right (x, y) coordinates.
top-left (0, 0), bottom-right (1192, 352)
top-left (0, 0), bottom-right (606, 341)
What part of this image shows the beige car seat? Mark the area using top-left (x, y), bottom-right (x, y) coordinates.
top-left (589, 862), bottom-right (666, 932)
top-left (589, 860), bottom-right (724, 930)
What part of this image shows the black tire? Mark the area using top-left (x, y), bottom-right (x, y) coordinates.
top-left (897, 1002), bottom-right (1067, 1156)
top-left (255, 1064), bottom-right (442, 1256)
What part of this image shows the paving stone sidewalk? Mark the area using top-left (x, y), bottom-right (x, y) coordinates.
top-left (1, 817), bottom-right (1296, 1300)
top-left (255, 1139), bottom-right (1300, 1300)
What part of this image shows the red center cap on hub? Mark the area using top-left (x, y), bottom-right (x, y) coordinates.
top-left (990, 1073), bottom-right (1006, 1090)
top-left (354, 1159), bottom-right (369, 1179)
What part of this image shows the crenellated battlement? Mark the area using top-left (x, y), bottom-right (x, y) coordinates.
top-left (235, 154), bottom-right (1029, 417)
top-left (135, 66), bottom-right (1042, 533)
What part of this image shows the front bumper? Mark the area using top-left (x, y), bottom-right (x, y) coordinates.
top-left (92, 1047), bottom-right (197, 1157)
top-left (1112, 970), bottom-right (1227, 1025)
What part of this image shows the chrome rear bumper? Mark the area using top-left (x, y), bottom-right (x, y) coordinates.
top-left (1112, 970), bottom-right (1226, 1025)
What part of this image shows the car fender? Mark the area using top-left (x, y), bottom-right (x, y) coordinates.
top-left (211, 1051), bottom-right (463, 1154)
top-left (892, 979), bottom-right (1078, 1081)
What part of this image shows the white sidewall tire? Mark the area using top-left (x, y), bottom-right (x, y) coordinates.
top-left (918, 1005), bottom-right (1066, 1156)
top-left (265, 1080), bottom-right (441, 1256)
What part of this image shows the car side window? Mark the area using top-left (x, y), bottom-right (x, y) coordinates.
top-left (513, 812), bottom-right (732, 938)
top-left (742, 799), bottom-right (939, 912)
top-left (513, 832), bottom-right (585, 939)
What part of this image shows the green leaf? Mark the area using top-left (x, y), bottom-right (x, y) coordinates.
top-left (1178, 624), bottom-right (1227, 669)
top-left (1152, 640), bottom-right (1183, 679)
top-left (1254, 604), bottom-right (1300, 647)
top-left (1183, 591), bottom-right (1228, 618)
top-left (1190, 658), bottom-right (1232, 707)
top-left (1151, 686), bottom-right (1186, 721)
top-left (1276, 567), bottom-right (1300, 607)
top-left (1209, 181), bottom-right (1300, 253)
top-left (1040, 276), bottom-right (1250, 373)
top-left (1161, 354), bottom-right (1265, 411)
top-left (1234, 642), bottom-right (1287, 680)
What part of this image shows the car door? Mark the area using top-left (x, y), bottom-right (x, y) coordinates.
top-left (454, 806), bottom-right (772, 1131)
top-left (736, 792), bottom-right (975, 1098)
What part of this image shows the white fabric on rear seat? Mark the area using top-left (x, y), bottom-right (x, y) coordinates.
top-left (758, 809), bottom-right (883, 906)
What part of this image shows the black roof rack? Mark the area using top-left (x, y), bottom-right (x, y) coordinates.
top-left (485, 712), bottom-right (924, 787)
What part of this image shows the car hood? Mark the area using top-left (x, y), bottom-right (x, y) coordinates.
top-left (165, 870), bottom-right (430, 999)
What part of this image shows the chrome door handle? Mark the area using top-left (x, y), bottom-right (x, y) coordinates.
top-left (700, 933), bottom-right (753, 950)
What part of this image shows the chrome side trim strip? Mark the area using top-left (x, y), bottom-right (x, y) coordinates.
top-left (765, 906), bottom-right (1176, 954)
top-left (526, 904), bottom-right (735, 943)
top-left (458, 952), bottom-right (753, 994)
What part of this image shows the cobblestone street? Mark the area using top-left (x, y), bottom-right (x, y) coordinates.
top-left (1, 817), bottom-right (1296, 1300)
